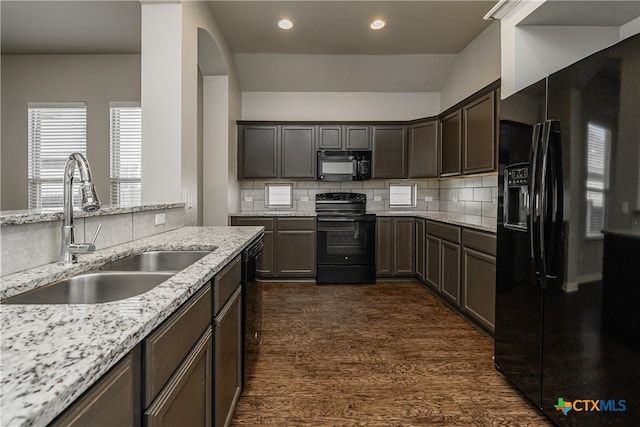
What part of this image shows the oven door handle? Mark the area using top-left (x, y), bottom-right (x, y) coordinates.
top-left (317, 217), bottom-right (375, 222)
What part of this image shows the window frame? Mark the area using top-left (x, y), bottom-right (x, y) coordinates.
top-left (110, 102), bottom-right (142, 206)
top-left (389, 184), bottom-right (417, 208)
top-left (265, 183), bottom-right (293, 208)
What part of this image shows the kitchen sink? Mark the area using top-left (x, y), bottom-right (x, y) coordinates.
top-left (2, 272), bottom-right (173, 305)
top-left (99, 250), bottom-right (212, 273)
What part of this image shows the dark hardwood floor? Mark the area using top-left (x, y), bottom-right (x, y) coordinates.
top-left (232, 281), bottom-right (551, 426)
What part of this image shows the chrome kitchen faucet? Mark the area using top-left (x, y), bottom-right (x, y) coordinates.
top-left (58, 153), bottom-right (102, 265)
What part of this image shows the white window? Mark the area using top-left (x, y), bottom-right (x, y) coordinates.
top-left (265, 184), bottom-right (293, 208)
top-left (585, 122), bottom-right (610, 238)
top-left (389, 184), bottom-right (416, 207)
top-left (110, 104), bottom-right (142, 206)
top-left (28, 103), bottom-right (87, 210)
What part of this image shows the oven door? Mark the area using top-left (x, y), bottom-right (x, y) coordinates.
top-left (316, 216), bottom-right (375, 265)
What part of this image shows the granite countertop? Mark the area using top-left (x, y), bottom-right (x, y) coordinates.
top-left (0, 226), bottom-right (263, 427)
top-left (231, 211), bottom-right (496, 233)
top-left (0, 203), bottom-right (185, 226)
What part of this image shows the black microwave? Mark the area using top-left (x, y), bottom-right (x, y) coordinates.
top-left (317, 151), bottom-right (371, 181)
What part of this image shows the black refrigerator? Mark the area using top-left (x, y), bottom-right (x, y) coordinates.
top-left (495, 34), bottom-right (640, 426)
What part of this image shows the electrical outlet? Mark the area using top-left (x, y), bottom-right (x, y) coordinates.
top-left (244, 196), bottom-right (254, 202)
top-left (300, 196), bottom-right (309, 202)
top-left (424, 196), bottom-right (433, 202)
top-left (155, 213), bottom-right (166, 225)
top-left (374, 196), bottom-right (382, 202)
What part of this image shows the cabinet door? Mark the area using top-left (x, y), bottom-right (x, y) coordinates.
top-left (415, 219), bottom-right (426, 282)
top-left (462, 248), bottom-right (496, 334)
top-left (275, 218), bottom-right (316, 277)
top-left (393, 217), bottom-right (415, 275)
top-left (240, 126), bottom-right (279, 179)
top-left (441, 241), bottom-right (461, 306)
top-left (344, 125), bottom-right (371, 150)
top-left (214, 288), bottom-right (242, 427)
top-left (145, 329), bottom-right (213, 427)
top-left (51, 348), bottom-right (141, 427)
top-left (463, 91), bottom-right (496, 174)
top-left (408, 121), bottom-right (438, 178)
top-left (372, 126), bottom-right (408, 179)
top-left (376, 217), bottom-right (393, 276)
top-left (425, 235), bottom-right (441, 291)
top-left (281, 126), bottom-right (316, 178)
top-left (318, 125), bottom-right (342, 149)
top-left (440, 111), bottom-right (461, 176)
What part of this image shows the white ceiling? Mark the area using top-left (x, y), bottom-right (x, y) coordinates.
top-left (2, 1), bottom-right (638, 92)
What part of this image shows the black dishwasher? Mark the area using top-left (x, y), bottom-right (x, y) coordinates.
top-left (241, 235), bottom-right (264, 387)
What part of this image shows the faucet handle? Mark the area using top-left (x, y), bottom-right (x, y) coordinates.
top-left (91, 224), bottom-right (102, 246)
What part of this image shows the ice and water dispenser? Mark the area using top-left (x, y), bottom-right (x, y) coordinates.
top-left (503, 163), bottom-right (529, 231)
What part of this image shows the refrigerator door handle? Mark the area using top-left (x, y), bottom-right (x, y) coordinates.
top-left (539, 122), bottom-right (551, 288)
top-left (543, 120), bottom-right (563, 288)
top-left (529, 122), bottom-right (543, 285)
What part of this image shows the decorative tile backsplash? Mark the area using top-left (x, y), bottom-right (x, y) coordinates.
top-left (240, 173), bottom-right (498, 220)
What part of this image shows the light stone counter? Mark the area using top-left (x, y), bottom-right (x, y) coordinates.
top-left (231, 211), bottom-right (496, 233)
top-left (0, 203), bottom-right (185, 226)
top-left (0, 226), bottom-right (263, 427)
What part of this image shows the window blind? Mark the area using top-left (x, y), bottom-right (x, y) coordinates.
top-left (390, 184), bottom-right (416, 207)
top-left (265, 184), bottom-right (292, 207)
top-left (110, 105), bottom-right (142, 206)
top-left (585, 122), bottom-right (610, 237)
top-left (28, 103), bottom-right (87, 210)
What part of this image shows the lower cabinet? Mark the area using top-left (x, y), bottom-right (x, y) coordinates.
top-left (461, 229), bottom-right (496, 334)
top-left (415, 219), bottom-right (426, 282)
top-left (376, 217), bottom-right (415, 277)
top-left (424, 221), bottom-right (461, 307)
top-left (51, 348), bottom-right (141, 427)
top-left (230, 216), bottom-right (316, 278)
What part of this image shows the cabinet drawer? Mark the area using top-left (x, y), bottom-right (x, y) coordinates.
top-left (277, 217), bottom-right (315, 230)
top-left (144, 285), bottom-right (211, 408)
top-left (462, 229), bottom-right (496, 256)
top-left (213, 255), bottom-right (242, 315)
top-left (426, 221), bottom-right (461, 243)
top-left (230, 217), bottom-right (275, 231)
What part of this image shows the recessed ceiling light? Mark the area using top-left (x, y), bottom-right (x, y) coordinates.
top-left (278, 19), bottom-right (293, 30)
top-left (370, 19), bottom-right (386, 30)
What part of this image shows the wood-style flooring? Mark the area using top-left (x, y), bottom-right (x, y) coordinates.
top-left (232, 281), bottom-right (552, 426)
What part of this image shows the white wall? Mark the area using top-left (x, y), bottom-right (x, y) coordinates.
top-left (439, 22), bottom-right (501, 111)
top-left (141, 3), bottom-right (182, 204)
top-left (1, 54), bottom-right (140, 210)
top-left (181, 1), bottom-right (242, 224)
top-left (242, 92), bottom-right (440, 121)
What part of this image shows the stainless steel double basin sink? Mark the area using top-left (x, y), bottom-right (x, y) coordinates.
top-left (3, 250), bottom-right (212, 305)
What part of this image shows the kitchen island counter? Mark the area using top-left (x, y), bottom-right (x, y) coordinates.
top-left (0, 225), bottom-right (263, 427)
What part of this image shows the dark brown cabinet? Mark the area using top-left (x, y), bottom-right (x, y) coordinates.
top-left (462, 91), bottom-right (496, 174)
top-left (372, 126), bottom-right (408, 179)
top-left (275, 217), bottom-right (316, 277)
top-left (461, 229), bottom-right (496, 334)
top-left (230, 216), bottom-right (315, 278)
top-left (318, 125), bottom-right (371, 150)
top-left (229, 217), bottom-right (275, 277)
top-left (51, 348), bottom-right (141, 427)
top-left (144, 330), bottom-right (213, 427)
top-left (440, 111), bottom-right (462, 176)
top-left (415, 219), bottom-right (426, 282)
top-left (424, 221), bottom-right (461, 306)
top-left (239, 125), bottom-right (279, 179)
top-left (238, 124), bottom-right (316, 179)
top-left (408, 121), bottom-right (438, 178)
top-left (376, 217), bottom-right (415, 277)
top-left (143, 284), bottom-right (213, 426)
top-left (281, 126), bottom-right (316, 178)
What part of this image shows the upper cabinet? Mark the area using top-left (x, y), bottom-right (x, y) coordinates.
top-left (440, 111), bottom-right (462, 176)
top-left (238, 124), bottom-right (316, 179)
top-left (439, 86), bottom-right (499, 177)
top-left (239, 125), bottom-right (279, 179)
top-left (408, 120), bottom-right (438, 178)
top-left (462, 91), bottom-right (496, 174)
top-left (372, 125), bottom-right (408, 179)
top-left (318, 125), bottom-right (371, 150)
